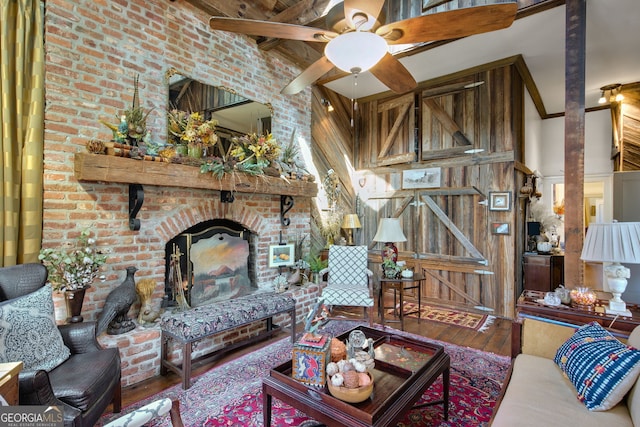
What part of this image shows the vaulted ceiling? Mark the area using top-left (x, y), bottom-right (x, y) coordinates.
top-left (185, 0), bottom-right (640, 117)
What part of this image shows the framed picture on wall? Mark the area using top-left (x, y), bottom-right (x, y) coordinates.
top-left (489, 191), bottom-right (511, 211)
top-left (491, 222), bottom-right (511, 235)
top-left (268, 244), bottom-right (295, 268)
top-left (402, 167), bottom-right (441, 189)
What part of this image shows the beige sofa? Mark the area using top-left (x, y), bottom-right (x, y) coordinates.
top-left (491, 318), bottom-right (640, 426)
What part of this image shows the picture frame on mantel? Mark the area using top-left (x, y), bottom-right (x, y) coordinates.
top-left (489, 191), bottom-right (511, 211)
top-left (268, 244), bottom-right (295, 268)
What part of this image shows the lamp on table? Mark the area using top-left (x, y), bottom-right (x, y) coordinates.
top-left (580, 221), bottom-right (640, 316)
top-left (341, 214), bottom-right (361, 246)
top-left (372, 218), bottom-right (407, 263)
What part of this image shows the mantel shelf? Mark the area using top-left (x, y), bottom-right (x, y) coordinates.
top-left (74, 153), bottom-right (318, 197)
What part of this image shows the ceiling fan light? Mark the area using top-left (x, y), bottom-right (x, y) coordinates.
top-left (325, 32), bottom-right (387, 74)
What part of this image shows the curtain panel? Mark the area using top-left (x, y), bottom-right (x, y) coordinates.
top-left (0, 0), bottom-right (44, 265)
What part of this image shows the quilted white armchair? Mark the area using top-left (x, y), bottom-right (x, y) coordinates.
top-left (319, 245), bottom-right (374, 325)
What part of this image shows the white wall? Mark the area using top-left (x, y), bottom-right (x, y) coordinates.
top-left (538, 109), bottom-right (613, 177)
top-left (524, 102), bottom-right (616, 293)
top-left (524, 90), bottom-right (543, 172)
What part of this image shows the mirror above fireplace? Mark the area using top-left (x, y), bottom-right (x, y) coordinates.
top-left (166, 70), bottom-right (272, 138)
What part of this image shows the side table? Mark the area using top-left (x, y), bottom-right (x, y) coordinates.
top-left (379, 272), bottom-right (425, 331)
top-left (0, 362), bottom-right (22, 405)
top-left (516, 290), bottom-right (640, 336)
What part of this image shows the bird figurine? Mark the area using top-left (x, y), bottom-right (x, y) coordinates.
top-left (287, 267), bottom-right (301, 286)
top-left (97, 266), bottom-right (139, 335)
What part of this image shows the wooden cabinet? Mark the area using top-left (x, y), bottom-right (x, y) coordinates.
top-left (523, 253), bottom-right (564, 292)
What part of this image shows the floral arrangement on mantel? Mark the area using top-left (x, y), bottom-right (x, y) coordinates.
top-left (198, 132), bottom-right (280, 177)
top-left (167, 109), bottom-right (219, 154)
top-left (86, 75), bottom-right (315, 182)
top-left (100, 74), bottom-right (152, 147)
top-left (38, 229), bottom-right (107, 292)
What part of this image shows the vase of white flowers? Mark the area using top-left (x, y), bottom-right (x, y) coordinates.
top-left (38, 229), bottom-right (107, 322)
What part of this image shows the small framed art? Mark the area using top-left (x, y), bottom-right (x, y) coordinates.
top-left (489, 191), bottom-right (511, 211)
top-left (491, 222), bottom-right (511, 235)
top-left (268, 244), bottom-right (295, 268)
top-left (402, 167), bottom-right (441, 189)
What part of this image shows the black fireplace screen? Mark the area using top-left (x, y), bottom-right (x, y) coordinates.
top-left (164, 219), bottom-right (257, 308)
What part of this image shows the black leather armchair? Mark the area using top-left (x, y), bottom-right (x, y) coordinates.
top-left (0, 263), bottom-right (121, 427)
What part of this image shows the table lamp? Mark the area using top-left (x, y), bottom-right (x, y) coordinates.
top-left (372, 218), bottom-right (407, 263)
top-left (580, 221), bottom-right (640, 316)
top-left (341, 214), bottom-right (361, 246)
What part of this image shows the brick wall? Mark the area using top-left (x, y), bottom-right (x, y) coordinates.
top-left (43, 0), bottom-right (316, 386)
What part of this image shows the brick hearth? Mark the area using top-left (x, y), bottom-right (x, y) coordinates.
top-left (99, 284), bottom-right (320, 387)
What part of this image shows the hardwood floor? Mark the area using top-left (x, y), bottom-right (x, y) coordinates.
top-left (117, 300), bottom-right (513, 408)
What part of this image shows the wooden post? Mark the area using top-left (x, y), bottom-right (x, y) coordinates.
top-left (563, 0), bottom-right (586, 288)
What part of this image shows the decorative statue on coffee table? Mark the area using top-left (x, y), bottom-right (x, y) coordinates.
top-left (97, 266), bottom-right (138, 335)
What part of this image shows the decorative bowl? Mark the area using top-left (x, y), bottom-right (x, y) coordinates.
top-left (537, 241), bottom-right (553, 254)
top-left (570, 287), bottom-right (597, 310)
top-left (327, 372), bottom-right (374, 403)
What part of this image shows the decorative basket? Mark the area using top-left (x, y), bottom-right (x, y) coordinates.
top-left (327, 372), bottom-right (374, 403)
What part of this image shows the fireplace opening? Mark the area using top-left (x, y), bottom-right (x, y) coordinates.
top-left (164, 219), bottom-right (258, 308)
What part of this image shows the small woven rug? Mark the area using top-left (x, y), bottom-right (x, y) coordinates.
top-left (388, 303), bottom-right (496, 332)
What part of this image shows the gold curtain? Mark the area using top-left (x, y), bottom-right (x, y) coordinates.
top-left (0, 0), bottom-right (44, 266)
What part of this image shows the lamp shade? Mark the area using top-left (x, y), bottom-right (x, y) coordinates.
top-left (580, 222), bottom-right (640, 263)
top-left (372, 218), bottom-right (407, 243)
top-left (324, 32), bottom-right (388, 74)
top-left (341, 214), bottom-right (361, 229)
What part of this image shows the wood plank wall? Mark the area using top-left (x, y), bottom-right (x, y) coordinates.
top-left (312, 62), bottom-right (529, 318)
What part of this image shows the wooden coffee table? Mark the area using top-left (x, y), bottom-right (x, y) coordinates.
top-left (263, 326), bottom-right (450, 426)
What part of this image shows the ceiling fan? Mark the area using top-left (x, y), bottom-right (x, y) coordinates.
top-left (209, 0), bottom-right (518, 95)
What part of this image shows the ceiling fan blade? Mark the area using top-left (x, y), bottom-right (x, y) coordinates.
top-left (209, 17), bottom-right (337, 42)
top-left (369, 53), bottom-right (417, 94)
top-left (281, 56), bottom-right (335, 95)
top-left (344, 0), bottom-right (386, 30)
top-left (377, 3), bottom-right (518, 45)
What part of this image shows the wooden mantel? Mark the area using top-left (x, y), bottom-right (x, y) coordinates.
top-left (74, 153), bottom-right (318, 197)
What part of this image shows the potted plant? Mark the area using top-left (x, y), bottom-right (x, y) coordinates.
top-left (382, 259), bottom-right (401, 279)
top-left (320, 209), bottom-right (343, 247)
top-left (305, 253), bottom-right (328, 283)
top-left (38, 229), bottom-right (108, 322)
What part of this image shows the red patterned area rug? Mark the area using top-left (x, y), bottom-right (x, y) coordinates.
top-left (388, 303), bottom-right (496, 332)
top-left (98, 320), bottom-right (509, 427)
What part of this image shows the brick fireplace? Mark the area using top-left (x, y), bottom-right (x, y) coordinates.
top-left (41, 0), bottom-right (317, 388)
top-left (164, 218), bottom-right (259, 308)
top-left (88, 182), bottom-right (319, 386)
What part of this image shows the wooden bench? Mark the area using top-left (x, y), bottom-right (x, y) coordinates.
top-left (159, 292), bottom-right (296, 389)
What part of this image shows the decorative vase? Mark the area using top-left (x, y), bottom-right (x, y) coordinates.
top-left (175, 144), bottom-right (188, 156)
top-left (64, 286), bottom-right (90, 323)
top-left (187, 144), bottom-right (203, 158)
top-left (383, 266), bottom-right (400, 279)
top-left (310, 272), bottom-right (319, 284)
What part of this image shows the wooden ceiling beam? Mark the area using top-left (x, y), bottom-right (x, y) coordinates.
top-left (183, 0), bottom-right (274, 20)
top-left (258, 0), bottom-right (331, 51)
